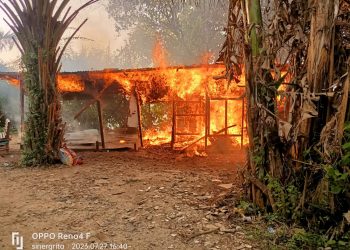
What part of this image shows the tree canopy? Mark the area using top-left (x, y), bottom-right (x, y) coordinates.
top-left (0, 30), bottom-right (13, 51)
top-left (107, 0), bottom-right (229, 67)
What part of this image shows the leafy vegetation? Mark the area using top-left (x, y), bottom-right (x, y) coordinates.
top-left (239, 123), bottom-right (350, 249)
top-left (0, 30), bottom-right (13, 51)
top-left (106, 0), bottom-right (228, 67)
top-left (220, 0), bottom-right (350, 248)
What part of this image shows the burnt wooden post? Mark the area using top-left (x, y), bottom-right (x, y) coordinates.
top-left (134, 88), bottom-right (143, 148)
top-left (225, 99), bottom-right (228, 135)
top-left (20, 78), bottom-right (24, 149)
top-left (207, 97), bottom-right (211, 141)
top-left (171, 96), bottom-right (176, 149)
top-left (205, 93), bottom-right (209, 149)
top-left (96, 100), bottom-right (105, 149)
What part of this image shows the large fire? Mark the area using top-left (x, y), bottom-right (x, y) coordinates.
top-left (56, 62), bottom-right (248, 147)
top-left (57, 75), bottom-right (84, 92)
top-left (0, 40), bottom-right (249, 149)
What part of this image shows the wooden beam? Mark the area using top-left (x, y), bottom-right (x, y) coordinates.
top-left (208, 98), bottom-right (211, 137)
top-left (96, 100), bottom-right (105, 149)
top-left (205, 94), bottom-right (209, 149)
top-left (225, 100), bottom-right (228, 135)
top-left (73, 84), bottom-right (114, 120)
top-left (171, 97), bottom-right (176, 149)
top-left (74, 99), bottom-right (98, 120)
top-left (135, 88), bottom-right (143, 148)
top-left (180, 125), bottom-right (237, 152)
top-left (20, 78), bottom-right (24, 148)
top-left (174, 114), bottom-right (206, 117)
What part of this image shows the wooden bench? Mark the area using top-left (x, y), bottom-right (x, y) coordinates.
top-left (65, 127), bottom-right (140, 151)
top-left (0, 119), bottom-right (10, 153)
top-left (65, 129), bottom-right (101, 151)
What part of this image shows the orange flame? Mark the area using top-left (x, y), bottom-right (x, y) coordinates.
top-left (54, 63), bottom-right (248, 148)
top-left (0, 74), bottom-right (20, 86)
top-left (0, 40), bottom-right (250, 149)
top-left (57, 75), bottom-right (84, 92)
top-left (153, 36), bottom-right (168, 68)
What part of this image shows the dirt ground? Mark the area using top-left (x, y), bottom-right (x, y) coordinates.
top-left (0, 148), bottom-right (263, 250)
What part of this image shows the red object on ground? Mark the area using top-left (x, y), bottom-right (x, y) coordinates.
top-left (59, 145), bottom-right (83, 166)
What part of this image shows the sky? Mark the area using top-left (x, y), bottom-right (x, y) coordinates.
top-left (0, 0), bottom-right (125, 69)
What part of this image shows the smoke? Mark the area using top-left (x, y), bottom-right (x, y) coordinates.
top-left (0, 81), bottom-right (20, 129)
top-left (59, 0), bottom-right (127, 71)
top-left (0, 0), bottom-right (125, 72)
top-left (0, 0), bottom-right (227, 72)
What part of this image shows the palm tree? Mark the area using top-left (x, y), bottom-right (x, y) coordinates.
top-left (0, 30), bottom-right (13, 51)
top-left (0, 0), bottom-right (98, 165)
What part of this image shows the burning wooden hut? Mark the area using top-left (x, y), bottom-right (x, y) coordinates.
top-left (0, 63), bottom-right (248, 151)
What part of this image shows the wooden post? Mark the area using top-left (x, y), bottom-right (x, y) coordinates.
top-left (205, 94), bottom-right (209, 149)
top-left (171, 96), bottom-right (176, 149)
top-left (135, 89), bottom-right (143, 148)
top-left (241, 98), bottom-right (245, 149)
top-left (225, 100), bottom-right (228, 135)
top-left (208, 98), bottom-right (211, 138)
top-left (96, 100), bottom-right (105, 149)
top-left (20, 78), bottom-right (24, 149)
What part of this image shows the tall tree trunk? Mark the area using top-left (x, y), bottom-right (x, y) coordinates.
top-left (244, 0), bottom-right (284, 211)
top-left (22, 49), bottom-right (64, 165)
top-left (1, 0), bottom-right (98, 165)
top-left (244, 0), bottom-right (262, 207)
top-left (300, 0), bottom-right (337, 154)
